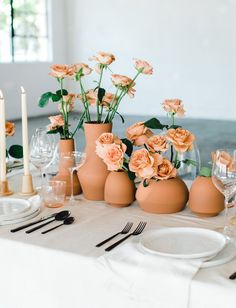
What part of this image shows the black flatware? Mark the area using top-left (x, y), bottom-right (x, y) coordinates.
top-left (41, 217), bottom-right (75, 234)
top-left (10, 213), bottom-right (57, 233)
top-left (105, 221), bottom-right (147, 252)
top-left (25, 210), bottom-right (70, 234)
top-left (96, 222), bottom-right (133, 247)
top-left (229, 271), bottom-right (236, 280)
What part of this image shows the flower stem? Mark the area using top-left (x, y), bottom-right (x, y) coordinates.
top-left (59, 78), bottom-right (68, 139)
top-left (96, 65), bottom-right (104, 122)
top-left (79, 77), bottom-right (91, 122)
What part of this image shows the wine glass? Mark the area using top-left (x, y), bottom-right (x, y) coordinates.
top-left (30, 127), bottom-right (55, 188)
top-left (212, 149), bottom-right (236, 237)
top-left (62, 151), bottom-right (86, 204)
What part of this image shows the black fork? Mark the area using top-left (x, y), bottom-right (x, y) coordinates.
top-left (105, 221), bottom-right (147, 251)
top-left (96, 222), bottom-right (133, 247)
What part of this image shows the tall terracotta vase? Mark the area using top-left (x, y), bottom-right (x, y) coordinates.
top-left (104, 171), bottom-right (136, 207)
top-left (136, 177), bottom-right (189, 214)
top-left (78, 122), bottom-right (112, 200)
top-left (53, 139), bottom-right (81, 196)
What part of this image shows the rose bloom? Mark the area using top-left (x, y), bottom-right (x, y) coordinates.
top-left (5, 121), bottom-right (15, 136)
top-left (48, 115), bottom-right (65, 129)
top-left (96, 133), bottom-right (123, 159)
top-left (89, 51), bottom-right (115, 65)
top-left (153, 157), bottom-right (177, 180)
top-left (133, 58), bottom-right (153, 75)
top-left (58, 93), bottom-right (76, 113)
top-left (111, 74), bottom-right (134, 87)
top-left (147, 135), bottom-right (169, 153)
top-left (126, 121), bottom-right (153, 146)
top-left (69, 63), bottom-right (92, 77)
top-left (102, 143), bottom-right (127, 171)
top-left (166, 128), bottom-right (195, 152)
top-left (49, 64), bottom-right (69, 78)
top-left (96, 133), bottom-right (116, 146)
top-left (162, 99), bottom-right (185, 117)
top-left (129, 148), bottom-right (156, 179)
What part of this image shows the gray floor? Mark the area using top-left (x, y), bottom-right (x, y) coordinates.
top-left (7, 113), bottom-right (236, 167)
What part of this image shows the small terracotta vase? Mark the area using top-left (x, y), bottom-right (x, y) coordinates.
top-left (189, 176), bottom-right (225, 217)
top-left (104, 171), bottom-right (136, 207)
top-left (136, 177), bottom-right (189, 214)
top-left (52, 139), bottom-right (81, 196)
top-left (78, 122), bottom-right (112, 201)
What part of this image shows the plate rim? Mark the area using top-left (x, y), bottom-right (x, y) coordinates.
top-left (0, 198), bottom-right (31, 220)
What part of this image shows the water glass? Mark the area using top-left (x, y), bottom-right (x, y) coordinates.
top-left (41, 180), bottom-right (66, 208)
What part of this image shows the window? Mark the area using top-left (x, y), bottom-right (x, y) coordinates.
top-left (0, 0), bottom-right (50, 62)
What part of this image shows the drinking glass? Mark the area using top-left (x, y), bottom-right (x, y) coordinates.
top-left (29, 128), bottom-right (55, 187)
top-left (212, 149), bottom-right (236, 237)
top-left (62, 151), bottom-right (86, 204)
top-left (41, 180), bottom-right (66, 208)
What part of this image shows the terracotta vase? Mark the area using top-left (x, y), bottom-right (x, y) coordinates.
top-left (78, 122), bottom-right (112, 200)
top-left (189, 176), bottom-right (225, 217)
top-left (53, 139), bottom-right (81, 196)
top-left (136, 177), bottom-right (189, 214)
top-left (104, 171), bottom-right (136, 207)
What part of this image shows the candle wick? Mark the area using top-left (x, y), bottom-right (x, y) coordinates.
top-left (20, 86), bottom-right (25, 94)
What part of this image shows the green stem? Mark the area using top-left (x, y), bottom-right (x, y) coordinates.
top-left (104, 87), bottom-right (119, 123)
top-left (79, 77), bottom-right (91, 122)
top-left (71, 109), bottom-right (87, 138)
top-left (170, 145), bottom-right (174, 163)
top-left (96, 65), bottom-right (104, 123)
top-left (59, 79), bottom-right (68, 139)
top-left (173, 151), bottom-right (178, 167)
top-left (171, 113), bottom-right (175, 126)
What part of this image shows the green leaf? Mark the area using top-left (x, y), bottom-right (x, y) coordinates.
top-left (182, 159), bottom-right (198, 166)
top-left (169, 125), bottom-right (182, 129)
top-left (38, 92), bottom-right (52, 108)
top-left (200, 167), bottom-right (212, 177)
top-left (51, 94), bottom-right (61, 102)
top-left (47, 129), bottom-right (59, 134)
top-left (144, 118), bottom-right (168, 130)
top-left (115, 111), bottom-right (125, 124)
top-left (143, 179), bottom-right (149, 187)
top-left (121, 138), bottom-right (133, 157)
top-left (128, 170), bottom-right (136, 181)
top-left (8, 145), bottom-right (23, 159)
top-left (98, 88), bottom-right (106, 102)
top-left (175, 160), bottom-right (181, 169)
top-left (56, 89), bottom-right (68, 96)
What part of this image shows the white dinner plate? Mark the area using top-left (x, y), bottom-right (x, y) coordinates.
top-left (140, 227), bottom-right (226, 259)
top-left (0, 208), bottom-right (41, 226)
top-left (0, 198), bottom-right (31, 220)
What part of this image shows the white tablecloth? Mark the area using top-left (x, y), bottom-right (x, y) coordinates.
top-left (0, 172), bottom-right (236, 308)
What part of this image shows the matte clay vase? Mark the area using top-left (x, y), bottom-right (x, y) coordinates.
top-left (78, 122), bottom-right (112, 201)
top-left (53, 139), bottom-right (81, 196)
top-left (104, 171), bottom-right (136, 207)
top-left (189, 176), bottom-right (224, 217)
top-left (136, 177), bottom-right (189, 214)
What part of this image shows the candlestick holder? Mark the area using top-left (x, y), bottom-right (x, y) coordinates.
top-left (19, 174), bottom-right (36, 196)
top-left (0, 180), bottom-right (13, 196)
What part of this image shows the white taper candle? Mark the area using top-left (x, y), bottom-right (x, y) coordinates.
top-left (21, 87), bottom-right (30, 176)
top-left (0, 90), bottom-right (6, 181)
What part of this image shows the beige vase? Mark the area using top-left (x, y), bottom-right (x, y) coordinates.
top-left (78, 122), bottom-right (112, 200)
top-left (104, 171), bottom-right (136, 207)
top-left (52, 139), bottom-right (81, 196)
top-left (136, 177), bottom-right (189, 214)
top-left (189, 176), bottom-right (225, 217)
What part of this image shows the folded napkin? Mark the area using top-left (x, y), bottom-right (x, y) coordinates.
top-left (97, 240), bottom-right (203, 308)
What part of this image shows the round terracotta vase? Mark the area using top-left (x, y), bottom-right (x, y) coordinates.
top-left (189, 176), bottom-right (224, 217)
top-left (77, 122), bottom-right (112, 201)
top-left (52, 139), bottom-right (81, 196)
top-left (104, 171), bottom-right (136, 207)
top-left (136, 177), bottom-right (189, 214)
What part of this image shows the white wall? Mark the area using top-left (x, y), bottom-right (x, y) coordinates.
top-left (65, 0), bottom-right (236, 120)
top-left (0, 0), bottom-right (67, 120)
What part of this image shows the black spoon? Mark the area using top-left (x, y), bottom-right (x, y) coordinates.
top-left (41, 217), bottom-right (75, 234)
top-left (25, 210), bottom-right (70, 234)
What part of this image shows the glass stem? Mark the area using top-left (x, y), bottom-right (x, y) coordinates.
top-left (224, 195), bottom-right (231, 236)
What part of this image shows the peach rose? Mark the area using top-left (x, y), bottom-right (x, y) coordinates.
top-left (49, 64), bottom-right (69, 78)
top-left (133, 58), bottom-right (153, 75)
top-left (96, 133), bottom-right (124, 159)
top-left (48, 115), bottom-right (64, 130)
top-left (162, 99), bottom-right (185, 117)
top-left (153, 157), bottom-right (177, 180)
top-left (103, 143), bottom-right (126, 171)
top-left (58, 93), bottom-right (76, 113)
top-left (69, 63), bottom-right (93, 77)
top-left (96, 133), bottom-right (116, 146)
top-left (147, 135), bottom-right (169, 153)
top-left (129, 148), bottom-right (156, 179)
top-left (111, 74), bottom-right (134, 87)
top-left (89, 51), bottom-right (115, 65)
top-left (166, 128), bottom-right (195, 152)
top-left (126, 122), bottom-right (153, 146)
top-left (5, 121), bottom-right (15, 136)
top-left (85, 90), bottom-right (97, 106)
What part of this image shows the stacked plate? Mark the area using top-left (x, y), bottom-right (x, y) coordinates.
top-left (0, 196), bottom-right (41, 225)
top-left (139, 227), bottom-right (236, 268)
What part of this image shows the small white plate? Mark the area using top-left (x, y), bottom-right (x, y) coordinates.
top-left (0, 198), bottom-right (31, 220)
top-left (140, 228), bottom-right (226, 259)
top-left (0, 208), bottom-right (41, 226)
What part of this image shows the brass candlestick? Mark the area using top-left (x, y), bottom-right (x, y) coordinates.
top-left (0, 180), bottom-right (13, 196)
